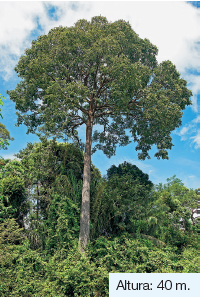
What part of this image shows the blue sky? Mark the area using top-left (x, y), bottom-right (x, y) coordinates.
top-left (0, 1), bottom-right (200, 189)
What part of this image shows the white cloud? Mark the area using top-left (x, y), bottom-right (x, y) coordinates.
top-left (174, 114), bottom-right (200, 148)
top-left (188, 175), bottom-right (196, 179)
top-left (192, 114), bottom-right (200, 124)
top-left (179, 125), bottom-right (192, 136)
top-left (0, 1), bottom-right (75, 80)
top-left (190, 130), bottom-right (200, 149)
top-left (183, 73), bottom-right (200, 112)
top-left (0, 2), bottom-right (43, 80)
top-left (183, 174), bottom-right (200, 190)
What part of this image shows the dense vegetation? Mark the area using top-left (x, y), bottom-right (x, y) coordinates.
top-left (0, 140), bottom-right (200, 297)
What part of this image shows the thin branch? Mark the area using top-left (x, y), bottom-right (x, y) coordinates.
top-left (95, 77), bottom-right (113, 98)
top-left (71, 123), bottom-right (84, 146)
top-left (94, 109), bottom-right (114, 119)
top-left (128, 99), bottom-right (140, 106)
top-left (100, 116), bottom-right (108, 133)
top-left (93, 64), bottom-right (99, 90)
top-left (70, 121), bottom-right (85, 130)
top-left (70, 114), bottom-right (85, 122)
top-left (95, 78), bottom-right (106, 98)
top-left (76, 105), bottom-right (88, 115)
top-left (95, 103), bottom-right (113, 111)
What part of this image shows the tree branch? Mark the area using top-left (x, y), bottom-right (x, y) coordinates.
top-left (93, 64), bottom-right (99, 91)
top-left (84, 73), bottom-right (90, 87)
top-left (76, 105), bottom-right (88, 115)
top-left (94, 109), bottom-right (114, 119)
top-left (128, 99), bottom-right (140, 106)
top-left (95, 77), bottom-right (114, 98)
top-left (70, 121), bottom-right (85, 130)
top-left (100, 116), bottom-right (108, 133)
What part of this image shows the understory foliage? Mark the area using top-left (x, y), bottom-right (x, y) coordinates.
top-left (0, 141), bottom-right (200, 297)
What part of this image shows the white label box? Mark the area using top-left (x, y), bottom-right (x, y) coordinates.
top-left (109, 273), bottom-right (200, 297)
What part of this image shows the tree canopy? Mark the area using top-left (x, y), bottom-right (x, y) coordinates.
top-left (7, 16), bottom-right (192, 159)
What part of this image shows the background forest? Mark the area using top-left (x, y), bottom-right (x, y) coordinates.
top-left (0, 139), bottom-right (200, 297)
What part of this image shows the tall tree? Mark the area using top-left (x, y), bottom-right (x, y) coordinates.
top-left (7, 16), bottom-right (192, 250)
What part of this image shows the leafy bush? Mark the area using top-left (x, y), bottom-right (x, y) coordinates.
top-left (89, 234), bottom-right (199, 274)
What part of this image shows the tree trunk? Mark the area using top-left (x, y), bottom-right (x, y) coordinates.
top-left (79, 115), bottom-right (93, 252)
top-left (36, 183), bottom-right (39, 222)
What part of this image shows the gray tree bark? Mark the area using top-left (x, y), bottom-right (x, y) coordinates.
top-left (79, 113), bottom-right (93, 252)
